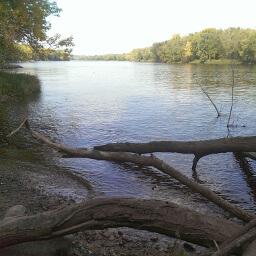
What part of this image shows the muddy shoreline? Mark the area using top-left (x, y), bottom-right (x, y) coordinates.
top-left (0, 156), bottom-right (202, 256)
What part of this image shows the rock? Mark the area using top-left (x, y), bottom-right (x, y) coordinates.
top-left (118, 230), bottom-right (123, 236)
top-left (109, 249), bottom-right (117, 256)
top-left (4, 64), bottom-right (23, 69)
top-left (0, 238), bottom-right (71, 256)
top-left (122, 235), bottom-right (133, 243)
top-left (0, 143), bottom-right (8, 148)
top-left (101, 231), bottom-right (111, 239)
top-left (108, 234), bottom-right (115, 241)
top-left (0, 205), bottom-right (71, 256)
top-left (183, 242), bottom-right (196, 251)
top-left (17, 143), bottom-right (31, 149)
top-left (150, 237), bottom-right (158, 242)
top-left (243, 240), bottom-right (256, 256)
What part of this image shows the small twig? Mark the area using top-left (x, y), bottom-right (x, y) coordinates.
top-left (213, 240), bottom-right (219, 250)
top-left (194, 77), bottom-right (221, 117)
top-left (6, 118), bottom-right (28, 137)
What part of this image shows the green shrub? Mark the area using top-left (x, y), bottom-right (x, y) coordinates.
top-left (0, 71), bottom-right (41, 96)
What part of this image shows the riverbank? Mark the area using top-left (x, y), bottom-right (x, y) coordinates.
top-left (0, 157), bottom-right (194, 256)
top-left (0, 71), bottom-right (41, 102)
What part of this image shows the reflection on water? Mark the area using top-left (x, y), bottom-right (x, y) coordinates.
top-left (1, 61), bottom-right (256, 214)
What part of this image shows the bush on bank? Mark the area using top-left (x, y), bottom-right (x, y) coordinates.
top-left (0, 72), bottom-right (41, 98)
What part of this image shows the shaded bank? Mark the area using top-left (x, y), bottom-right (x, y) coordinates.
top-left (0, 71), bottom-right (41, 102)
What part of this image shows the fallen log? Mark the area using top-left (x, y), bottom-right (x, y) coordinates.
top-left (94, 137), bottom-right (256, 169)
top-left (23, 120), bottom-right (256, 222)
top-left (0, 206), bottom-right (71, 256)
top-left (0, 198), bottom-right (242, 249)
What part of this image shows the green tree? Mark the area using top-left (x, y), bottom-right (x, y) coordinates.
top-left (165, 34), bottom-right (186, 62)
top-left (221, 27), bottom-right (244, 60)
top-left (240, 30), bottom-right (256, 63)
top-left (0, 0), bottom-right (61, 62)
top-left (194, 28), bottom-right (223, 63)
top-left (45, 34), bottom-right (75, 60)
top-left (150, 42), bottom-right (162, 62)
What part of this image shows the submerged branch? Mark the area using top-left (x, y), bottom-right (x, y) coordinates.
top-left (194, 77), bottom-right (221, 117)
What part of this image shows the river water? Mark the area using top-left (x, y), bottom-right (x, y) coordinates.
top-left (1, 61), bottom-right (256, 215)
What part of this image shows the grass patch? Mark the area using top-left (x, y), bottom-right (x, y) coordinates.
top-left (190, 59), bottom-right (242, 65)
top-left (0, 71), bottom-right (41, 98)
top-left (204, 59), bottom-right (241, 65)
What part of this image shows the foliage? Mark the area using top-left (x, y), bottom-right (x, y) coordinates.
top-left (0, 71), bottom-right (41, 96)
top-left (75, 27), bottom-right (256, 64)
top-left (0, 0), bottom-right (74, 62)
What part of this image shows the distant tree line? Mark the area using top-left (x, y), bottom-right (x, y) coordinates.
top-left (76, 28), bottom-right (256, 64)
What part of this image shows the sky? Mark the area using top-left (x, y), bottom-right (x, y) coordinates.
top-left (48, 0), bottom-right (256, 56)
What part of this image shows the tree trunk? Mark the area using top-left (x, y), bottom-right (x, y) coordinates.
top-left (0, 198), bottom-right (242, 249)
top-left (94, 136), bottom-right (256, 157)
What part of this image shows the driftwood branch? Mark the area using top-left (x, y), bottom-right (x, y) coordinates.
top-left (0, 198), bottom-right (242, 249)
top-left (22, 120), bottom-right (255, 223)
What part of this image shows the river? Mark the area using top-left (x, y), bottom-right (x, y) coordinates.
top-left (1, 61), bottom-right (256, 215)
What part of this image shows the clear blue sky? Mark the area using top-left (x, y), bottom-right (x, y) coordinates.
top-left (48, 0), bottom-right (256, 56)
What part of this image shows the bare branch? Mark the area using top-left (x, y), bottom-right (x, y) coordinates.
top-left (194, 77), bottom-right (221, 117)
top-left (6, 118), bottom-right (28, 137)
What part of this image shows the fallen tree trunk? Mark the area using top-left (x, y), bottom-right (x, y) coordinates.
top-left (23, 120), bottom-right (256, 222)
top-left (94, 137), bottom-right (256, 169)
top-left (0, 198), bottom-right (242, 249)
top-left (94, 137), bottom-right (256, 155)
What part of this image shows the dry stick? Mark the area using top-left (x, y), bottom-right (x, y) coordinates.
top-left (227, 64), bottom-right (235, 128)
top-left (194, 77), bottom-right (221, 117)
top-left (23, 120), bottom-right (255, 222)
top-left (6, 118), bottom-right (28, 138)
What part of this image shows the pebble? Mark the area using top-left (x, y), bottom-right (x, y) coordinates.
top-left (122, 235), bottom-right (133, 243)
top-left (118, 230), bottom-right (123, 236)
top-left (17, 143), bottom-right (31, 149)
top-left (101, 231), bottom-right (111, 239)
top-left (150, 237), bottom-right (159, 242)
top-left (108, 234), bottom-right (115, 241)
top-left (0, 143), bottom-right (8, 148)
top-left (184, 242), bottom-right (196, 251)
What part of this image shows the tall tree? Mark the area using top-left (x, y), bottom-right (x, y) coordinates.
top-left (194, 28), bottom-right (223, 63)
top-left (0, 0), bottom-right (61, 62)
